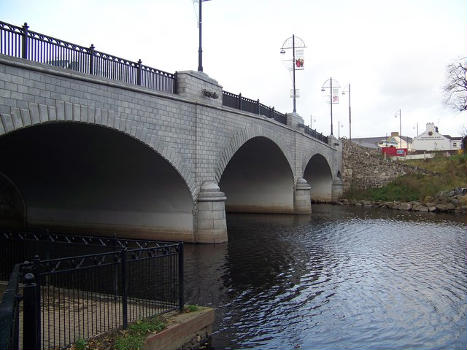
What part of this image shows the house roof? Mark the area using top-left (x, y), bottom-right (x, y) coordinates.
top-left (443, 135), bottom-right (462, 140)
top-left (352, 136), bottom-right (413, 149)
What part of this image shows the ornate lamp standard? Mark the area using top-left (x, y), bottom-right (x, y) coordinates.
top-left (280, 35), bottom-right (306, 113)
top-left (321, 77), bottom-right (341, 135)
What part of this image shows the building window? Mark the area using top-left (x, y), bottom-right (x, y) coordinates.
top-left (453, 143), bottom-right (457, 147)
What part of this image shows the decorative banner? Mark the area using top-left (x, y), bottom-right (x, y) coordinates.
top-left (295, 49), bottom-right (304, 70)
top-left (332, 88), bottom-right (339, 104)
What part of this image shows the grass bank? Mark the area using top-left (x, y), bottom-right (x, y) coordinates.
top-left (344, 153), bottom-right (467, 202)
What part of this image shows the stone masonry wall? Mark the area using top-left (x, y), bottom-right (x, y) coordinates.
top-left (341, 139), bottom-right (427, 192)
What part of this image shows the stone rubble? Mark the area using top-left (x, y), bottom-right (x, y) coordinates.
top-left (341, 139), bottom-right (431, 192)
top-left (337, 191), bottom-right (467, 214)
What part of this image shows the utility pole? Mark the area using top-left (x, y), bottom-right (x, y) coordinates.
top-left (342, 83), bottom-right (351, 140)
top-left (330, 77), bottom-right (333, 135)
top-left (347, 84), bottom-right (351, 140)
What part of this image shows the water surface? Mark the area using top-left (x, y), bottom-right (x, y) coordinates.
top-left (184, 205), bottom-right (467, 350)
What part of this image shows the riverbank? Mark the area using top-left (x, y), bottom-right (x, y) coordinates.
top-left (341, 142), bottom-right (467, 212)
top-left (336, 191), bottom-right (467, 214)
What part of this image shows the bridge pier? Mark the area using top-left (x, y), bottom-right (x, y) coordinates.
top-left (195, 182), bottom-right (228, 243)
top-left (294, 178), bottom-right (312, 214)
top-left (332, 178), bottom-right (344, 202)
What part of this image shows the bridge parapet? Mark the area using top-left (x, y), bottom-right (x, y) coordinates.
top-left (176, 71), bottom-right (223, 107)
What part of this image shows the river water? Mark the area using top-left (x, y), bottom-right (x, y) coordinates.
top-left (184, 205), bottom-right (467, 350)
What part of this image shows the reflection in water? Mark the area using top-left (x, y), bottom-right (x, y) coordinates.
top-left (184, 205), bottom-right (467, 350)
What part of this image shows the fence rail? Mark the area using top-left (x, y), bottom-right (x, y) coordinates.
top-left (0, 231), bottom-right (183, 350)
top-left (1, 19), bottom-right (329, 143)
top-left (0, 21), bottom-right (175, 93)
top-left (222, 90), bottom-right (287, 125)
top-left (303, 125), bottom-right (329, 143)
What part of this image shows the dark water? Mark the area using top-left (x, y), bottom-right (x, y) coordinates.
top-left (184, 205), bottom-right (467, 350)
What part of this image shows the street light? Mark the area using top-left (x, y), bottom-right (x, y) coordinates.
top-left (394, 108), bottom-right (402, 148)
top-left (321, 77), bottom-right (341, 135)
top-left (280, 35), bottom-right (306, 113)
top-left (342, 83), bottom-right (351, 140)
top-left (310, 115), bottom-right (317, 129)
top-left (337, 120), bottom-right (344, 139)
top-left (196, 0), bottom-right (212, 72)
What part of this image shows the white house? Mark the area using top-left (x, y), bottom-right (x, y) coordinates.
top-left (411, 123), bottom-right (462, 151)
top-left (377, 132), bottom-right (412, 149)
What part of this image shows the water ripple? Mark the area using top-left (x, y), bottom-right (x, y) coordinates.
top-left (184, 205), bottom-right (467, 350)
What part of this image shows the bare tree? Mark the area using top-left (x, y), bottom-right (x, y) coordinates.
top-left (444, 57), bottom-right (467, 112)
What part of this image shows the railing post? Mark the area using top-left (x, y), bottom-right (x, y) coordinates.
top-left (257, 99), bottom-right (260, 115)
top-left (238, 93), bottom-right (242, 110)
top-left (23, 269), bottom-right (41, 350)
top-left (121, 248), bottom-right (128, 329)
top-left (271, 106), bottom-right (275, 119)
top-left (173, 72), bottom-right (178, 94)
top-left (89, 44), bottom-right (95, 75)
top-left (21, 22), bottom-right (29, 59)
top-left (137, 59), bottom-right (142, 86)
top-left (178, 242), bottom-right (184, 312)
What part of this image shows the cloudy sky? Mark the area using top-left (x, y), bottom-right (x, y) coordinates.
top-left (1, 0), bottom-right (465, 138)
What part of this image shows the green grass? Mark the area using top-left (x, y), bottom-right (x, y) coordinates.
top-left (74, 338), bottom-right (87, 350)
top-left (345, 153), bottom-right (467, 202)
top-left (114, 316), bottom-right (167, 350)
top-left (185, 304), bottom-right (199, 312)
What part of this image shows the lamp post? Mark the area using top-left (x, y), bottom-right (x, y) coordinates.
top-left (321, 77), bottom-right (341, 136)
top-left (337, 120), bottom-right (344, 138)
top-left (310, 115), bottom-right (316, 129)
top-left (342, 83), bottom-right (351, 140)
top-left (197, 0), bottom-right (211, 72)
top-left (394, 108), bottom-right (402, 148)
top-left (280, 35), bottom-right (306, 113)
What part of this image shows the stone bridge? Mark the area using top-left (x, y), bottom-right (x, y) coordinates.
top-left (0, 54), bottom-right (343, 243)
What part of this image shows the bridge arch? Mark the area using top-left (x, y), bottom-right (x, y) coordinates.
top-left (0, 171), bottom-right (27, 228)
top-left (1, 103), bottom-right (195, 195)
top-left (214, 126), bottom-right (295, 182)
top-left (303, 153), bottom-right (333, 202)
top-left (0, 107), bottom-right (195, 240)
top-left (218, 135), bottom-right (295, 214)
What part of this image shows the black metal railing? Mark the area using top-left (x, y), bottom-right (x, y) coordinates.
top-left (222, 90), bottom-right (288, 125)
top-left (0, 231), bottom-right (183, 350)
top-left (0, 19), bottom-right (330, 141)
top-left (0, 264), bottom-right (21, 350)
top-left (303, 125), bottom-right (328, 144)
top-left (0, 21), bottom-right (175, 93)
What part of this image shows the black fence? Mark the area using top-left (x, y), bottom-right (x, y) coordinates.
top-left (303, 125), bottom-right (329, 144)
top-left (0, 231), bottom-right (183, 350)
top-left (222, 91), bottom-right (288, 125)
top-left (0, 21), bottom-right (175, 93)
top-left (0, 264), bottom-right (21, 350)
top-left (0, 19), bottom-right (330, 143)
